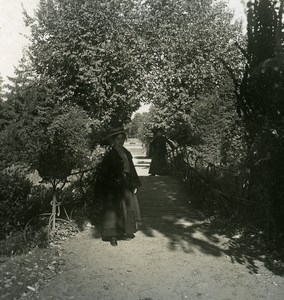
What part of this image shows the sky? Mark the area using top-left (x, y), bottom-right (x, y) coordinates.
top-left (0, 0), bottom-right (247, 114)
top-left (0, 0), bottom-right (38, 81)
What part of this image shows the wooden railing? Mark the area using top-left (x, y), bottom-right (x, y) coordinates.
top-left (168, 147), bottom-right (272, 235)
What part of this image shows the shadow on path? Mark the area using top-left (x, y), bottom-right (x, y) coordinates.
top-left (217, 227), bottom-right (284, 276)
top-left (137, 176), bottom-right (223, 256)
top-left (137, 176), bottom-right (284, 276)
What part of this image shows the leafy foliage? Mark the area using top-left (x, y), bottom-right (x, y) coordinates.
top-left (36, 106), bottom-right (92, 179)
top-left (24, 0), bottom-right (144, 127)
top-left (0, 171), bottom-right (51, 240)
top-left (127, 112), bottom-right (149, 138)
top-left (0, 73), bottom-right (4, 102)
top-left (236, 0), bottom-right (284, 237)
top-left (135, 0), bottom-right (245, 158)
top-left (0, 57), bottom-right (56, 169)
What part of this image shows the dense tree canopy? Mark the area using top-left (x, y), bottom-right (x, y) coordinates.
top-left (239, 0), bottom-right (284, 127)
top-left (135, 0), bottom-right (245, 161)
top-left (24, 0), bottom-right (146, 127)
top-left (237, 0), bottom-right (284, 235)
top-left (21, 0), bottom-right (245, 132)
top-left (0, 0), bottom-right (246, 170)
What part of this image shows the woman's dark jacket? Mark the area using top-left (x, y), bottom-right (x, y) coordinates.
top-left (98, 146), bottom-right (141, 197)
top-left (149, 136), bottom-right (175, 175)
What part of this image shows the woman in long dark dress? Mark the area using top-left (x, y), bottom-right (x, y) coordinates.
top-left (149, 128), bottom-right (175, 176)
top-left (99, 127), bottom-right (141, 246)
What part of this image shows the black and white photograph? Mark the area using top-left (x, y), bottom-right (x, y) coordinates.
top-left (0, 0), bottom-right (283, 299)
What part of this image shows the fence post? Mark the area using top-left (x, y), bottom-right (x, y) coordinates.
top-left (51, 181), bottom-right (57, 231)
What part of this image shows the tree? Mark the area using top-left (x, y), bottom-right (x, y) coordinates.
top-left (0, 73), bottom-right (12, 133)
top-left (36, 105), bottom-right (92, 230)
top-left (36, 106), bottom-right (92, 180)
top-left (0, 56), bottom-right (57, 169)
top-left (127, 112), bottom-right (148, 138)
top-left (237, 0), bottom-right (284, 236)
top-left (24, 0), bottom-right (145, 128)
top-left (0, 53), bottom-right (94, 230)
top-left (136, 0), bottom-right (245, 159)
top-left (238, 0), bottom-right (283, 128)
top-left (0, 52), bottom-right (92, 171)
top-left (0, 73), bottom-right (4, 102)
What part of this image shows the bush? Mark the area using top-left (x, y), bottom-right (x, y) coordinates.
top-left (58, 151), bottom-right (105, 226)
top-left (0, 170), bottom-right (52, 240)
top-left (0, 171), bottom-right (33, 239)
top-left (36, 106), bottom-right (92, 180)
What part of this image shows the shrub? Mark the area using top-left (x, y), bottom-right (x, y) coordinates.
top-left (0, 170), bottom-right (52, 240)
top-left (0, 171), bottom-right (33, 239)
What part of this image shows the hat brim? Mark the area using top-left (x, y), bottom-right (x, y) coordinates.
top-left (106, 130), bottom-right (126, 139)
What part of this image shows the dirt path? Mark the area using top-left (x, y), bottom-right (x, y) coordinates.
top-left (35, 139), bottom-right (284, 300)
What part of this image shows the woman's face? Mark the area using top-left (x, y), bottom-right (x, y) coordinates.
top-left (113, 134), bottom-right (126, 147)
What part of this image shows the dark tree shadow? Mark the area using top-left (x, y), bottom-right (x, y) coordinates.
top-left (137, 176), bottom-right (223, 256)
top-left (213, 225), bottom-right (284, 276)
top-left (136, 176), bottom-right (284, 276)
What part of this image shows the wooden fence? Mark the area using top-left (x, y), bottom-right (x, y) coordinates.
top-left (168, 147), bottom-right (273, 237)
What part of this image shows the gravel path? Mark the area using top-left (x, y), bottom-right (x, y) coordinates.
top-left (35, 139), bottom-right (284, 300)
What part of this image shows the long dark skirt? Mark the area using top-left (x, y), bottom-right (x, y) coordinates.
top-left (149, 153), bottom-right (169, 175)
top-left (101, 188), bottom-right (141, 240)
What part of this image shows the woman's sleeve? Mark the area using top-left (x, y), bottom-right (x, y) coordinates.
top-left (148, 141), bottom-right (153, 158)
top-left (98, 152), bottom-right (113, 190)
top-left (127, 151), bottom-right (142, 188)
top-left (101, 153), bottom-right (110, 176)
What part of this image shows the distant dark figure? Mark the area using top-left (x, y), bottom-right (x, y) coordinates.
top-left (149, 128), bottom-right (175, 176)
top-left (98, 126), bottom-right (141, 246)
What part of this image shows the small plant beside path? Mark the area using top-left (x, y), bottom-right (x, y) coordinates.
top-left (0, 221), bottom-right (81, 300)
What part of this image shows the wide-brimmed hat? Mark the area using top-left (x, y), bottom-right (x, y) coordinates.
top-left (106, 126), bottom-right (126, 139)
